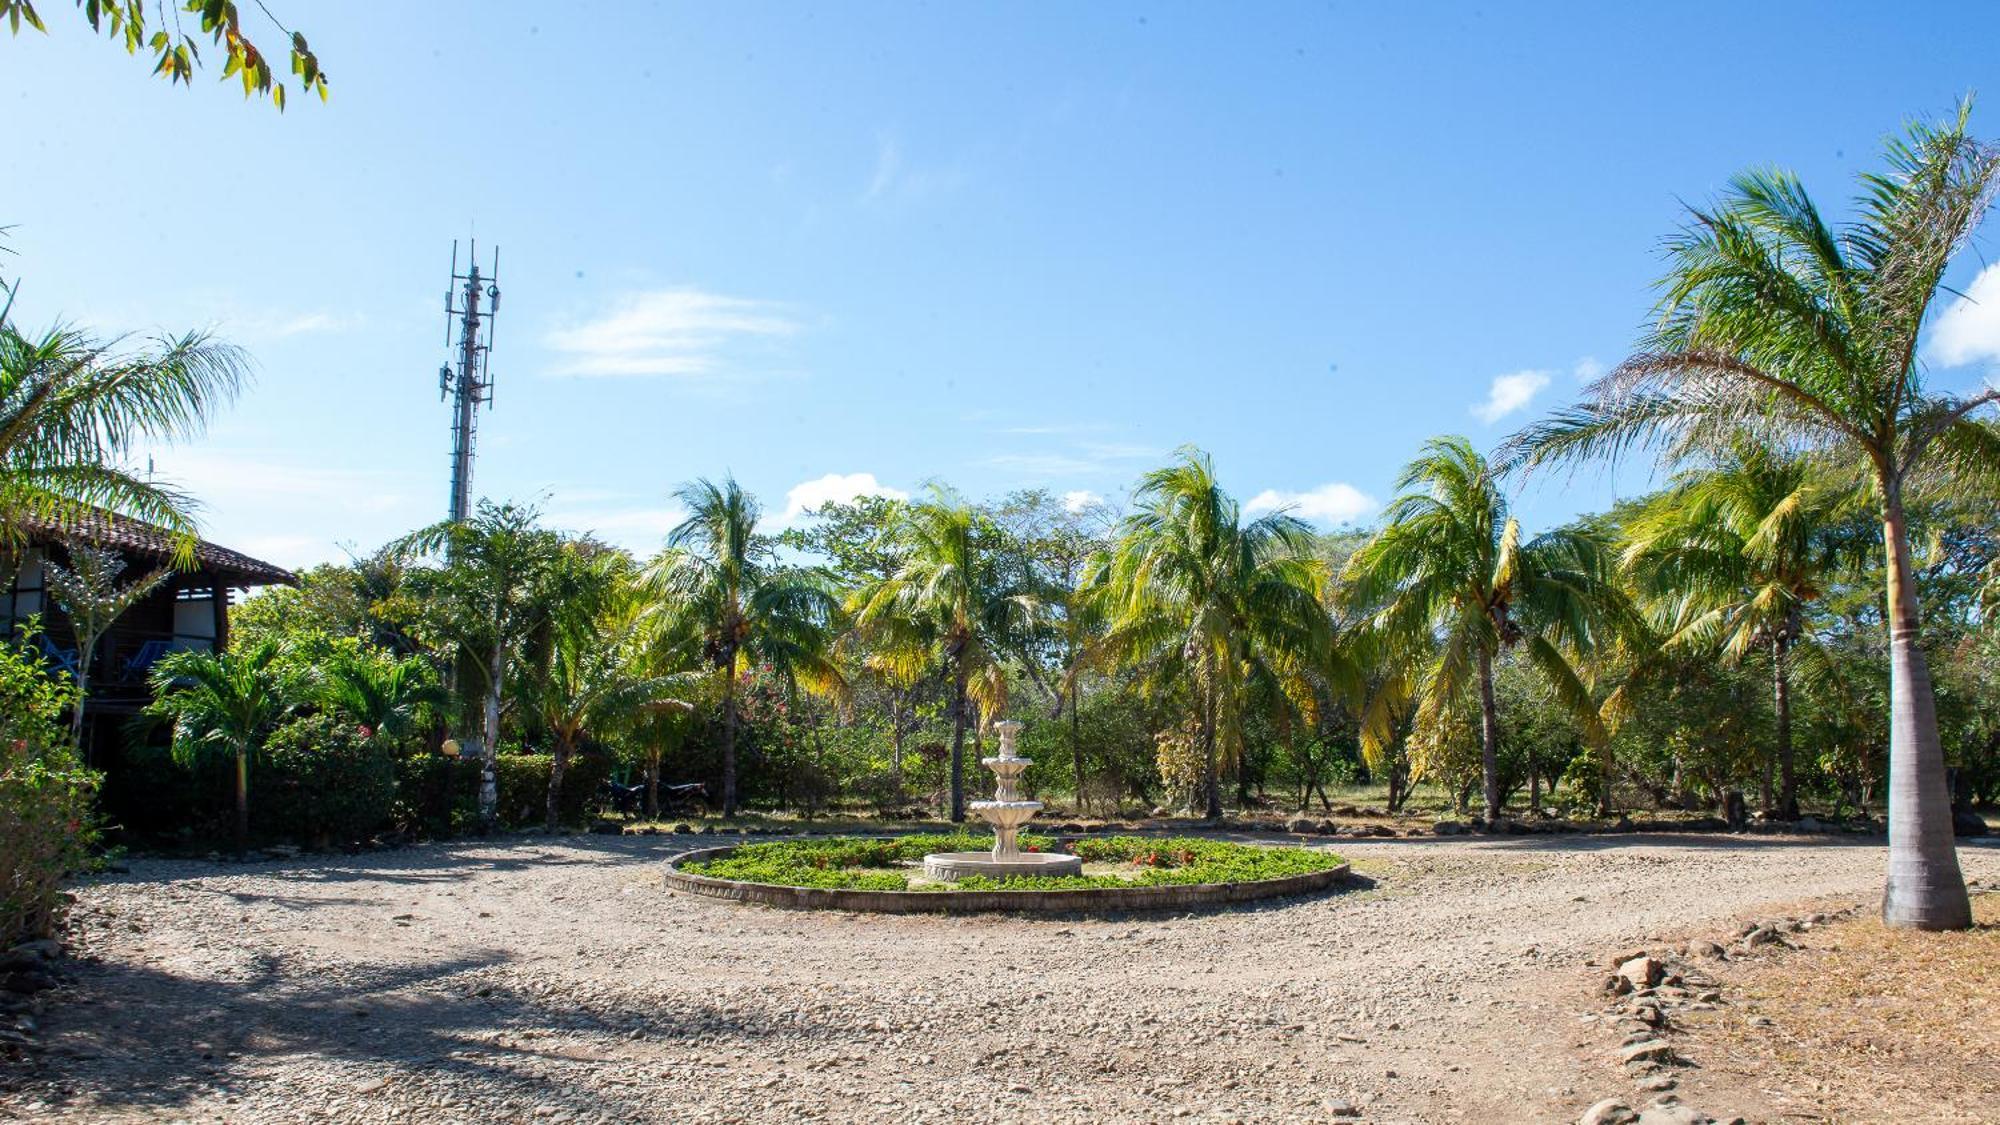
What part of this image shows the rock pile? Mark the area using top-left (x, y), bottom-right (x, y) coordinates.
top-left (0, 938), bottom-right (62, 1058)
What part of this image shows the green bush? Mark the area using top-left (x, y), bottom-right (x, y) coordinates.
top-left (0, 640), bottom-right (99, 946)
top-left (492, 750), bottom-right (613, 829)
top-left (391, 753), bottom-right (482, 837)
top-left (258, 714), bottom-right (398, 846)
top-left (684, 833), bottom-right (1343, 891)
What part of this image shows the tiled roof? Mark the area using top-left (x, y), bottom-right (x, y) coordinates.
top-left (14, 509), bottom-right (296, 588)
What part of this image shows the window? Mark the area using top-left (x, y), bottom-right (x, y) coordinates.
top-left (2, 550), bottom-right (46, 635)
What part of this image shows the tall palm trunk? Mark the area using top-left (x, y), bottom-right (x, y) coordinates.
top-left (1476, 645), bottom-right (1502, 824)
top-left (949, 663), bottom-right (970, 823)
top-left (1201, 660), bottom-right (1222, 821)
top-left (546, 731), bottom-right (572, 832)
top-left (1879, 492), bottom-right (1970, 930)
top-left (479, 642), bottom-right (504, 830)
top-left (644, 751), bottom-right (661, 819)
top-left (1069, 680), bottom-right (1084, 813)
top-left (233, 745), bottom-right (250, 853)
top-left (1772, 633), bottom-right (1796, 820)
top-left (889, 688), bottom-right (906, 790)
top-left (719, 666), bottom-right (739, 819)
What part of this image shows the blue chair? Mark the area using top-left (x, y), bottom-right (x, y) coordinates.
top-left (38, 635), bottom-right (80, 679)
top-left (122, 639), bottom-right (173, 681)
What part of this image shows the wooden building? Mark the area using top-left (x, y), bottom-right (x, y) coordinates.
top-left (1, 510), bottom-right (296, 766)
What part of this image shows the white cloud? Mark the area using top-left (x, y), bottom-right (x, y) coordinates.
top-left (543, 288), bottom-right (799, 378)
top-left (1929, 263), bottom-right (2000, 367)
top-left (1572, 356), bottom-right (1606, 383)
top-left (1245, 482), bottom-right (1376, 525)
top-left (778, 472), bottom-right (908, 525)
top-left (1472, 369), bottom-right (1552, 423)
top-left (1062, 490), bottom-right (1102, 513)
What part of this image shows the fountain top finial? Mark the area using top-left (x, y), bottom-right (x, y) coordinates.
top-left (992, 719), bottom-right (1024, 758)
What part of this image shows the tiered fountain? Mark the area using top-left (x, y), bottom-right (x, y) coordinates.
top-left (923, 720), bottom-right (1084, 881)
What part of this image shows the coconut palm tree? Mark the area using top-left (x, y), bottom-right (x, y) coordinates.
top-left (145, 640), bottom-right (288, 852)
top-left (645, 477), bottom-right (840, 818)
top-left (1505, 105), bottom-right (2000, 929)
top-left (1346, 436), bottom-right (1623, 824)
top-left (531, 587), bottom-right (698, 832)
top-left (1619, 445), bottom-right (1867, 818)
top-left (0, 322), bottom-right (249, 554)
top-left (1087, 449), bottom-right (1335, 820)
top-left (855, 486), bottom-right (1036, 822)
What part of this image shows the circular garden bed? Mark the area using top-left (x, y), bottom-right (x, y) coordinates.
top-left (662, 833), bottom-right (1351, 914)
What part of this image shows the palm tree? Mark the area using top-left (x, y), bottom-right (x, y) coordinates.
top-left (1619, 445), bottom-right (1866, 817)
top-left (646, 477), bottom-right (840, 818)
top-left (42, 540), bottom-right (167, 750)
top-left (317, 648), bottom-right (443, 748)
top-left (1346, 437), bottom-right (1621, 825)
top-left (0, 322), bottom-right (249, 555)
top-left (855, 486), bottom-right (1035, 822)
top-left (1505, 105), bottom-right (2000, 929)
top-left (397, 502), bottom-right (579, 829)
top-left (145, 641), bottom-right (288, 852)
top-left (1087, 449), bottom-right (1335, 820)
top-left (532, 588), bottom-right (697, 831)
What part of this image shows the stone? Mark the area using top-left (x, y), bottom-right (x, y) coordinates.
top-left (1684, 940), bottom-right (1726, 960)
top-left (1617, 1040), bottom-right (1677, 1066)
top-left (1743, 926), bottom-right (1780, 947)
top-left (1954, 809), bottom-right (1989, 837)
top-left (1615, 956), bottom-right (1664, 991)
top-left (1635, 1097), bottom-right (1706, 1125)
top-left (1795, 816), bottom-right (1823, 832)
top-left (1324, 1099), bottom-right (1360, 1118)
top-left (1286, 818), bottom-right (1318, 834)
top-left (1579, 1098), bottom-right (1640, 1125)
top-left (671, 823), bottom-right (692, 834)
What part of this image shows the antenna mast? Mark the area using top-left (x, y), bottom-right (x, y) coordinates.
top-left (440, 240), bottom-right (501, 523)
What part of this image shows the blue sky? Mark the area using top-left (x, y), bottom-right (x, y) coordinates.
top-left (6, 2), bottom-right (2000, 567)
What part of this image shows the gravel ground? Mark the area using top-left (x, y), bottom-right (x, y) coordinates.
top-left (4, 832), bottom-right (1994, 1124)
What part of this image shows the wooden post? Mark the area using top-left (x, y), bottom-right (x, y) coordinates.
top-left (209, 574), bottom-right (231, 652)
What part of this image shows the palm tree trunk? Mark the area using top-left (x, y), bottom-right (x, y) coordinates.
top-left (479, 643), bottom-right (504, 830)
top-left (949, 663), bottom-right (969, 823)
top-left (1202, 682), bottom-right (1222, 821)
top-left (720, 667), bottom-right (739, 819)
top-left (1773, 634), bottom-right (1797, 820)
top-left (234, 746), bottom-right (250, 853)
top-left (1069, 680), bottom-right (1084, 813)
top-left (889, 688), bottom-right (906, 790)
top-left (1879, 490), bottom-right (1971, 930)
top-left (1476, 646), bottom-right (1502, 824)
top-left (546, 731), bottom-right (570, 833)
top-left (644, 751), bottom-right (661, 819)
top-left (68, 643), bottom-right (93, 755)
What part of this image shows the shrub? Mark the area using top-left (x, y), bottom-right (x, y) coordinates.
top-left (684, 833), bottom-right (1343, 891)
top-left (258, 714), bottom-right (398, 846)
top-left (0, 640), bottom-right (99, 946)
top-left (492, 750), bottom-right (613, 829)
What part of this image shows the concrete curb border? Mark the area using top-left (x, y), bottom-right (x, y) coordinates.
top-left (661, 844), bottom-right (1352, 914)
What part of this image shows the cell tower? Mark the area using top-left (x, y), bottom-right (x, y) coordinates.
top-left (440, 240), bottom-right (501, 523)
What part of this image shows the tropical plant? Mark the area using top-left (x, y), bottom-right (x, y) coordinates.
top-left (397, 501), bottom-right (580, 829)
top-left (0, 322), bottom-right (249, 555)
top-left (42, 539), bottom-right (167, 748)
top-left (645, 477), bottom-right (841, 818)
top-left (529, 581), bottom-right (696, 831)
top-left (1619, 445), bottom-right (1866, 817)
top-left (1346, 436), bottom-right (1622, 824)
top-left (145, 640), bottom-right (289, 851)
top-left (1087, 449), bottom-right (1335, 819)
top-left (316, 646), bottom-right (443, 749)
top-left (855, 485), bottom-right (1036, 822)
top-left (1504, 105), bottom-right (2000, 929)
top-left (0, 635), bottom-right (96, 946)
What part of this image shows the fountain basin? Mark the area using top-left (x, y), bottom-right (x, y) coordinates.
top-left (922, 850), bottom-right (1084, 881)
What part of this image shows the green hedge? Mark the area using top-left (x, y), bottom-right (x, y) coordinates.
top-left (685, 834), bottom-right (1345, 891)
top-left (259, 715), bottom-right (398, 846)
